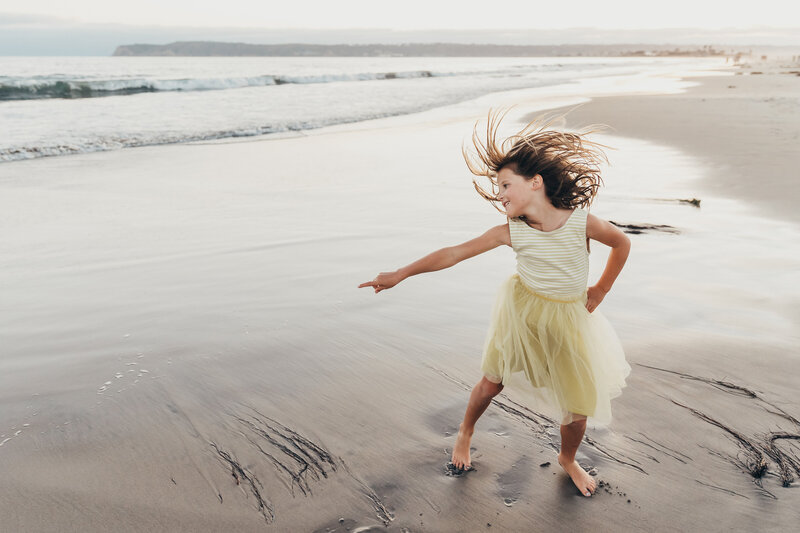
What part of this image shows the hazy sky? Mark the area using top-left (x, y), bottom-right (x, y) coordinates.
top-left (5, 1), bottom-right (800, 30)
top-left (3, 3), bottom-right (799, 55)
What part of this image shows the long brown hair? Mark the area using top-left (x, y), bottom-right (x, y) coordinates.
top-left (463, 109), bottom-right (608, 213)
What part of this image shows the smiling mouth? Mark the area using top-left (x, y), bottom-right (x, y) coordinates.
top-left (502, 201), bottom-right (510, 208)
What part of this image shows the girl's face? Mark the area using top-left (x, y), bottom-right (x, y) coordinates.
top-left (497, 166), bottom-right (537, 218)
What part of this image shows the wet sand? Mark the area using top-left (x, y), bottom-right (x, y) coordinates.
top-left (1, 64), bottom-right (800, 531)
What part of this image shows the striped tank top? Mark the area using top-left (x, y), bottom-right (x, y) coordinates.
top-left (508, 208), bottom-right (589, 299)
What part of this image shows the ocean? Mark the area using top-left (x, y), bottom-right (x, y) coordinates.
top-left (1, 55), bottom-right (721, 162)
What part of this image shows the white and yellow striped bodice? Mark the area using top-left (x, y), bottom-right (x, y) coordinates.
top-left (508, 209), bottom-right (589, 299)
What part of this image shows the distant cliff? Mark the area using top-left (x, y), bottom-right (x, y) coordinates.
top-left (113, 41), bottom-right (730, 57)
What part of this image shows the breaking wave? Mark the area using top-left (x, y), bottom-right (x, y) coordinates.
top-left (0, 70), bottom-right (444, 101)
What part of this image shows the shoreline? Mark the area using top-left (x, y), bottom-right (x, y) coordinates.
top-left (0, 55), bottom-right (724, 164)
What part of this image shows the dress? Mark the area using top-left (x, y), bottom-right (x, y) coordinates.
top-left (481, 209), bottom-right (630, 426)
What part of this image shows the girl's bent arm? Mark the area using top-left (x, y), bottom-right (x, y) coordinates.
top-left (359, 224), bottom-right (510, 293)
top-left (585, 214), bottom-right (631, 312)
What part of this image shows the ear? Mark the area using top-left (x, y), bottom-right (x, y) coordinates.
top-left (531, 174), bottom-right (543, 190)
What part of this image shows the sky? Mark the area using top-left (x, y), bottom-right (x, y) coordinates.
top-left (4, 1), bottom-right (800, 30)
top-left (2, 2), bottom-right (799, 55)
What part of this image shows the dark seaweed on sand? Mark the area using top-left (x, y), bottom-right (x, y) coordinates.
top-left (211, 442), bottom-right (275, 523)
top-left (209, 408), bottom-right (394, 526)
top-left (609, 221), bottom-right (680, 235)
top-left (640, 364), bottom-right (800, 493)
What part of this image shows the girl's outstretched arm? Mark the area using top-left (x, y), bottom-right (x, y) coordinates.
top-left (585, 213), bottom-right (631, 313)
top-left (359, 224), bottom-right (510, 293)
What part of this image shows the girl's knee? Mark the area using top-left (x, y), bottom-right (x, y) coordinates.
top-left (478, 376), bottom-right (504, 397)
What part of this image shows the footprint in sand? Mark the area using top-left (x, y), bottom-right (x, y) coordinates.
top-left (496, 456), bottom-right (534, 506)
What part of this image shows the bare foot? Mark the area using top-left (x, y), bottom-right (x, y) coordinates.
top-left (557, 453), bottom-right (596, 497)
top-left (451, 424), bottom-right (473, 470)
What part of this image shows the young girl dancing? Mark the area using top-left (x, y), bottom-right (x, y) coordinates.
top-left (359, 112), bottom-right (631, 497)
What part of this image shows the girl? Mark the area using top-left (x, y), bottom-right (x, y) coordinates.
top-left (359, 112), bottom-right (631, 498)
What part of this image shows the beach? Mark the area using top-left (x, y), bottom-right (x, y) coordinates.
top-left (1, 61), bottom-right (799, 532)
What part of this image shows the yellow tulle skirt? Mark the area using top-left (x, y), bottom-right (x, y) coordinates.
top-left (482, 275), bottom-right (630, 426)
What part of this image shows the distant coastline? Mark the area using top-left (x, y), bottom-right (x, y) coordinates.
top-left (113, 41), bottom-right (734, 57)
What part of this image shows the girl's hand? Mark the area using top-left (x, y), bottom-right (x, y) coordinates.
top-left (358, 271), bottom-right (403, 293)
top-left (586, 285), bottom-right (607, 313)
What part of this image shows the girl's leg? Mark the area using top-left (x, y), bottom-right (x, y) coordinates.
top-left (451, 376), bottom-right (504, 469)
top-left (557, 414), bottom-right (597, 497)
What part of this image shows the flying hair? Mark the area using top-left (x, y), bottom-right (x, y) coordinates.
top-left (463, 108), bottom-right (610, 213)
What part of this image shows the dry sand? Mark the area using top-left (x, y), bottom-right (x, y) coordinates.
top-left (545, 69), bottom-right (800, 224)
top-left (1, 65), bottom-right (799, 532)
